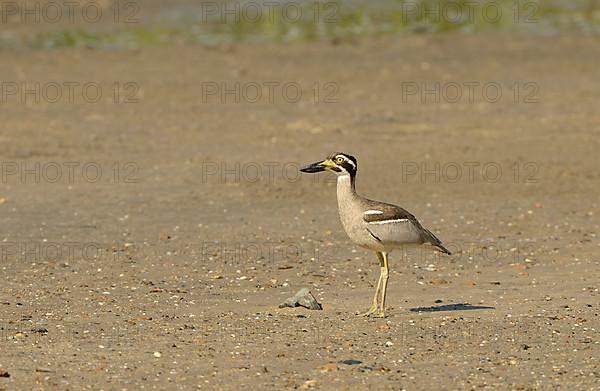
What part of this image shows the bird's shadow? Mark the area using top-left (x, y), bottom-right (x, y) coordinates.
top-left (409, 303), bottom-right (495, 313)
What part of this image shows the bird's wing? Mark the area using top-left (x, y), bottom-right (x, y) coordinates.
top-left (361, 201), bottom-right (424, 244)
top-left (361, 200), bottom-right (451, 254)
top-left (362, 201), bottom-right (421, 225)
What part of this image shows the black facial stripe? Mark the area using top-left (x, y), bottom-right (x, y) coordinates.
top-left (335, 158), bottom-right (356, 175)
top-left (328, 152), bottom-right (358, 175)
top-left (334, 154), bottom-right (356, 168)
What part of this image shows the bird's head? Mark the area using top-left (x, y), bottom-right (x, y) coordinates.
top-left (300, 152), bottom-right (357, 177)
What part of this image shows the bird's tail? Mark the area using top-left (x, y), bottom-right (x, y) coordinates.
top-left (422, 229), bottom-right (451, 255)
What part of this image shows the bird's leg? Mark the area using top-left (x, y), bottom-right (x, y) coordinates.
top-left (375, 252), bottom-right (389, 318)
top-left (359, 252), bottom-right (384, 316)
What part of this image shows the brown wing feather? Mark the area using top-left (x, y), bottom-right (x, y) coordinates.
top-left (362, 200), bottom-right (420, 224)
top-left (362, 199), bottom-right (451, 255)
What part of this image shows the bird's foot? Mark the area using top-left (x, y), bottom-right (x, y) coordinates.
top-left (373, 310), bottom-right (386, 318)
top-left (358, 305), bottom-right (378, 317)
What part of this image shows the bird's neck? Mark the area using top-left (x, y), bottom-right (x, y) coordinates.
top-left (337, 173), bottom-right (356, 200)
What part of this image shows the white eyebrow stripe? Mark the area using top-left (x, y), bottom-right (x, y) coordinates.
top-left (364, 210), bottom-right (383, 215)
top-left (336, 155), bottom-right (356, 170)
top-left (367, 219), bottom-right (409, 224)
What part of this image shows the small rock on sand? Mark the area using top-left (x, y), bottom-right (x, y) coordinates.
top-left (279, 288), bottom-right (322, 310)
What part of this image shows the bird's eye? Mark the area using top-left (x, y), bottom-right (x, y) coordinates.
top-left (336, 157), bottom-right (343, 163)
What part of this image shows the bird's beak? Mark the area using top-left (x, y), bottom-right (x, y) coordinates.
top-left (300, 159), bottom-right (332, 173)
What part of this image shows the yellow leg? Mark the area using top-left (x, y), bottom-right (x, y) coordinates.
top-left (359, 252), bottom-right (384, 316)
top-left (375, 252), bottom-right (389, 318)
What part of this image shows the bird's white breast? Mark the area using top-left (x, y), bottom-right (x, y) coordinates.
top-left (336, 175), bottom-right (378, 249)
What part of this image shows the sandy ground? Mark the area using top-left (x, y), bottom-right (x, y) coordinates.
top-left (0, 33), bottom-right (599, 390)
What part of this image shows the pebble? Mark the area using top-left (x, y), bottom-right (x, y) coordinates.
top-left (319, 363), bottom-right (338, 372)
top-left (279, 288), bottom-right (322, 310)
top-left (300, 380), bottom-right (318, 389)
top-left (339, 359), bottom-right (362, 365)
top-left (153, 352), bottom-right (162, 358)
